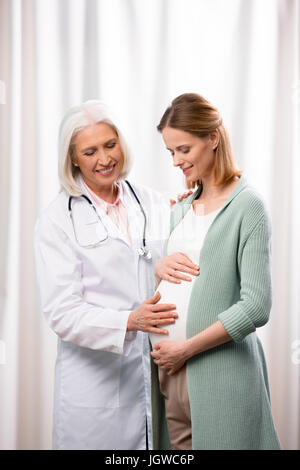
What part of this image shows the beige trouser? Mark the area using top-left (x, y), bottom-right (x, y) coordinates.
top-left (158, 365), bottom-right (192, 450)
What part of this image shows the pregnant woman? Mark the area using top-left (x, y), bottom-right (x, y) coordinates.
top-left (149, 93), bottom-right (281, 450)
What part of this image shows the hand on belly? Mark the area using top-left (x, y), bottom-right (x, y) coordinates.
top-left (155, 252), bottom-right (200, 285)
top-left (151, 340), bottom-right (188, 375)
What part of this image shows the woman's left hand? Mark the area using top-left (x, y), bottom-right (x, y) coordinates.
top-left (151, 340), bottom-right (188, 375)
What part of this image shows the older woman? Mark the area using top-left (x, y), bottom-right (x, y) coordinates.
top-left (34, 100), bottom-right (194, 450)
top-left (150, 93), bottom-right (282, 450)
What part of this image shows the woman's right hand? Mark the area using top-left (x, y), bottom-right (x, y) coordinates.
top-left (127, 291), bottom-right (178, 335)
top-left (170, 190), bottom-right (193, 207)
top-left (155, 252), bottom-right (200, 284)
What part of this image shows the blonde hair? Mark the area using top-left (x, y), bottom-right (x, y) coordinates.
top-left (58, 100), bottom-right (133, 195)
top-left (157, 93), bottom-right (242, 189)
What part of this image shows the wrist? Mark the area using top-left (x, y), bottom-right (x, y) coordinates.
top-left (127, 311), bottom-right (136, 332)
top-left (181, 341), bottom-right (192, 362)
top-left (184, 336), bottom-right (202, 360)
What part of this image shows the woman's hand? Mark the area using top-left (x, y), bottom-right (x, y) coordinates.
top-left (127, 291), bottom-right (178, 335)
top-left (170, 190), bottom-right (193, 207)
top-left (155, 252), bottom-right (200, 284)
top-left (151, 321), bottom-right (233, 375)
top-left (151, 340), bottom-right (188, 375)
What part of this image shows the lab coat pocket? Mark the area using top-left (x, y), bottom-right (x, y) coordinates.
top-left (62, 344), bottom-right (122, 409)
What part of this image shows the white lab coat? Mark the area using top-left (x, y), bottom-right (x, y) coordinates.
top-left (34, 179), bottom-right (170, 450)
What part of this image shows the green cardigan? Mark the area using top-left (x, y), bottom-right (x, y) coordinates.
top-left (151, 174), bottom-right (282, 450)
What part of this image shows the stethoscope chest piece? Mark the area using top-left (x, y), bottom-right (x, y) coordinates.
top-left (138, 246), bottom-right (152, 260)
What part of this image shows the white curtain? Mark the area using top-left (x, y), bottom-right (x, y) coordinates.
top-left (0, 0), bottom-right (299, 450)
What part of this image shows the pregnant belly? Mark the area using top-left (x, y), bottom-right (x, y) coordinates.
top-left (149, 277), bottom-right (196, 347)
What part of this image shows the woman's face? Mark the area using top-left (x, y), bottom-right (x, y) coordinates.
top-left (72, 122), bottom-right (124, 192)
top-left (162, 126), bottom-right (218, 183)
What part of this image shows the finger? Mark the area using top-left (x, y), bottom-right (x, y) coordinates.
top-left (169, 199), bottom-right (176, 207)
top-left (154, 359), bottom-right (168, 367)
top-left (144, 291), bottom-right (161, 304)
top-left (172, 270), bottom-right (198, 280)
top-left (150, 317), bottom-right (176, 326)
top-left (152, 311), bottom-right (178, 321)
top-left (150, 351), bottom-right (159, 358)
top-left (152, 354), bottom-right (162, 361)
top-left (177, 190), bottom-right (193, 201)
top-left (177, 253), bottom-right (200, 269)
top-left (148, 327), bottom-right (169, 335)
top-left (168, 362), bottom-right (184, 375)
top-left (150, 312), bottom-right (178, 323)
top-left (162, 273), bottom-right (181, 284)
top-left (154, 359), bottom-right (165, 366)
top-left (166, 252), bottom-right (196, 268)
top-left (168, 269), bottom-right (192, 282)
top-left (150, 319), bottom-right (175, 328)
top-left (173, 263), bottom-right (200, 275)
top-left (177, 193), bottom-right (188, 201)
top-left (165, 259), bottom-right (199, 273)
top-left (151, 304), bottom-right (177, 312)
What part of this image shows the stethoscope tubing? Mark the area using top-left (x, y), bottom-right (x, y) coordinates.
top-left (68, 180), bottom-right (150, 257)
top-left (124, 180), bottom-right (147, 249)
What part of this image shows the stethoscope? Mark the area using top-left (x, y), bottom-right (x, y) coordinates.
top-left (68, 180), bottom-right (152, 259)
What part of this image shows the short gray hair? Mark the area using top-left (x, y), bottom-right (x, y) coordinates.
top-left (58, 100), bottom-right (133, 195)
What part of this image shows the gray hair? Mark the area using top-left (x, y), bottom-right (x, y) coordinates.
top-left (58, 100), bottom-right (133, 195)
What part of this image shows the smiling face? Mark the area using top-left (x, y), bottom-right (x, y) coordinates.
top-left (72, 122), bottom-right (124, 196)
top-left (162, 126), bottom-right (218, 184)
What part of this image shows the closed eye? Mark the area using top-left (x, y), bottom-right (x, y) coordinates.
top-left (167, 146), bottom-right (190, 156)
top-left (106, 141), bottom-right (116, 149)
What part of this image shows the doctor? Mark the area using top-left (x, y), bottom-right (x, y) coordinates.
top-left (34, 100), bottom-right (188, 450)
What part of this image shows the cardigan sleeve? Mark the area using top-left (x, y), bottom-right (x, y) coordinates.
top-left (217, 214), bottom-right (272, 342)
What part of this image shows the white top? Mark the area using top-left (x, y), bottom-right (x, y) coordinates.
top-left (149, 204), bottom-right (222, 347)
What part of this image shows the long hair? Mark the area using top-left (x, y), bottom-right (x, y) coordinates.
top-left (157, 93), bottom-right (242, 189)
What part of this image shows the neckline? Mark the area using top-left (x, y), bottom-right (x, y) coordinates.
top-left (191, 205), bottom-right (223, 217)
top-left (78, 174), bottom-right (123, 208)
top-left (192, 175), bottom-right (244, 205)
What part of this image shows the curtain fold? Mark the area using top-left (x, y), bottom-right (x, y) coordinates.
top-left (0, 0), bottom-right (299, 449)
